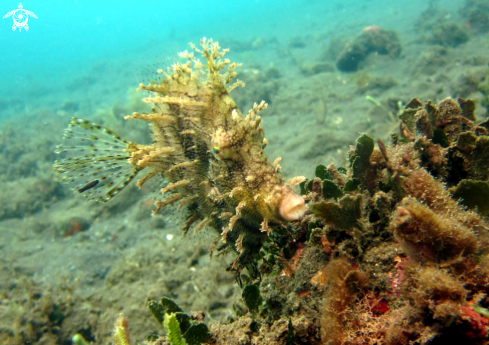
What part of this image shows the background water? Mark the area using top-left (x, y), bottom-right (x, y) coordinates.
top-left (0, 0), bottom-right (460, 122)
top-left (1, 0), bottom-right (488, 344)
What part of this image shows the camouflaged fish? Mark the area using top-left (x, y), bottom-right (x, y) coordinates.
top-left (54, 38), bottom-right (306, 269)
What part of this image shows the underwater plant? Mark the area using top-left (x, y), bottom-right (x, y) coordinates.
top-left (145, 297), bottom-right (210, 345)
top-left (112, 314), bottom-right (131, 345)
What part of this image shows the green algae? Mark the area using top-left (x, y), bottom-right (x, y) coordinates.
top-left (451, 179), bottom-right (489, 216)
top-left (148, 297), bottom-right (210, 345)
top-left (164, 313), bottom-right (187, 345)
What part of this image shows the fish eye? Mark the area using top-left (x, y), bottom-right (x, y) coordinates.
top-left (211, 128), bottom-right (237, 160)
top-left (219, 147), bottom-right (233, 160)
top-left (212, 145), bottom-right (234, 160)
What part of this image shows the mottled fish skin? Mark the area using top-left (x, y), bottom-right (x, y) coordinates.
top-left (54, 38), bottom-right (306, 268)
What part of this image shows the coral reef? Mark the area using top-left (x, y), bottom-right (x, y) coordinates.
top-left (111, 95), bottom-right (489, 344)
top-left (336, 26), bottom-right (401, 72)
top-left (41, 36), bottom-right (489, 344)
top-left (154, 96), bottom-right (488, 344)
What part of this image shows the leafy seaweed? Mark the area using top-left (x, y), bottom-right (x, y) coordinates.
top-left (176, 313), bottom-right (192, 334)
top-left (432, 128), bottom-right (449, 148)
top-left (183, 323), bottom-right (210, 345)
top-left (322, 179), bottom-right (344, 200)
top-left (164, 313), bottom-right (187, 345)
top-left (285, 319), bottom-right (295, 345)
top-left (148, 297), bottom-right (209, 345)
top-left (250, 320), bottom-right (261, 332)
top-left (451, 179), bottom-right (489, 216)
top-left (162, 297), bottom-right (185, 314)
top-left (310, 194), bottom-right (363, 230)
top-left (350, 133), bottom-right (375, 181)
top-left (148, 300), bottom-right (165, 325)
top-left (344, 178), bottom-right (360, 192)
top-left (315, 164), bottom-right (333, 180)
top-left (243, 283), bottom-right (263, 314)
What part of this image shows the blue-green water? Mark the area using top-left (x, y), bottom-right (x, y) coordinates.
top-left (1, 0), bottom-right (488, 344)
top-left (0, 0), bottom-right (463, 121)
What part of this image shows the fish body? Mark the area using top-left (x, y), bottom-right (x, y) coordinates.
top-left (54, 38), bottom-right (306, 269)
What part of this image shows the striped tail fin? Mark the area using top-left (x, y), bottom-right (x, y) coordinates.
top-left (53, 117), bottom-right (141, 203)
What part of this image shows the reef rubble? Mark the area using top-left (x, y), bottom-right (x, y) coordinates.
top-left (114, 72), bottom-right (489, 344)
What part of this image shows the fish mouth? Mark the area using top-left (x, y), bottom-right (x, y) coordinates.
top-left (279, 190), bottom-right (306, 222)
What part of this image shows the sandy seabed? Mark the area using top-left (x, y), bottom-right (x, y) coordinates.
top-left (1, 2), bottom-right (489, 343)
